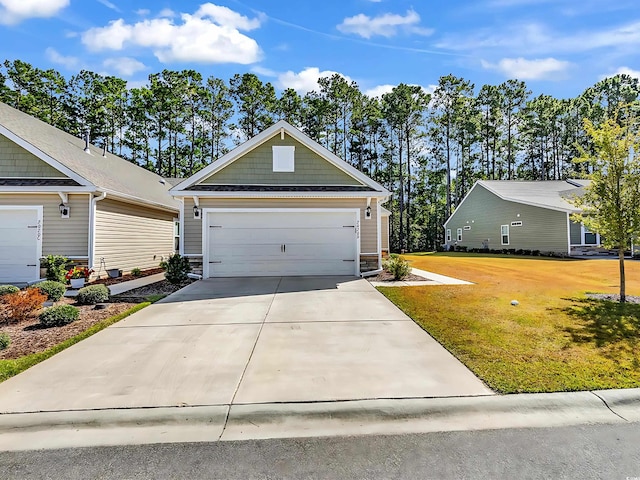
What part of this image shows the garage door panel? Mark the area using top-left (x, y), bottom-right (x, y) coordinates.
top-left (206, 211), bottom-right (359, 277)
top-left (0, 209), bottom-right (40, 283)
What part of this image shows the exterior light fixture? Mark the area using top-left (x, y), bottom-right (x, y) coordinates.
top-left (59, 202), bottom-right (70, 218)
top-left (193, 205), bottom-right (201, 219)
top-left (365, 205), bottom-right (372, 219)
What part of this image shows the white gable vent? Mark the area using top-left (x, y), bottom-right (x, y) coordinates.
top-left (273, 146), bottom-right (295, 172)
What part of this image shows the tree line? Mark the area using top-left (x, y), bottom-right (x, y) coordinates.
top-left (2, 59), bottom-right (639, 252)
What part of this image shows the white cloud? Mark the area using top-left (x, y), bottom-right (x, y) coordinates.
top-left (0, 0), bottom-right (69, 25)
top-left (251, 66), bottom-right (278, 77)
top-left (277, 67), bottom-right (353, 94)
top-left (602, 66), bottom-right (640, 80)
top-left (481, 57), bottom-right (571, 80)
top-left (97, 0), bottom-right (120, 12)
top-left (135, 8), bottom-right (149, 15)
top-left (81, 3), bottom-right (263, 65)
top-left (158, 8), bottom-right (175, 18)
top-left (337, 9), bottom-right (433, 39)
top-left (437, 20), bottom-right (640, 56)
top-left (45, 47), bottom-right (79, 69)
top-left (364, 83), bottom-right (437, 98)
top-left (103, 57), bottom-right (146, 76)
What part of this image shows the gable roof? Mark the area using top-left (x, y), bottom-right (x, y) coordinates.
top-left (476, 180), bottom-right (589, 213)
top-left (171, 120), bottom-right (390, 197)
top-left (0, 102), bottom-right (178, 211)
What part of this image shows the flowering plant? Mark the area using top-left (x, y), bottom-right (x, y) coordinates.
top-left (65, 266), bottom-right (93, 280)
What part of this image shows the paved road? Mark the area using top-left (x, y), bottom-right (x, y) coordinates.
top-left (2, 423), bottom-right (639, 479)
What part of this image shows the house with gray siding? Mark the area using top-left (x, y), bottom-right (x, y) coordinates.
top-left (170, 120), bottom-right (391, 277)
top-left (0, 102), bottom-right (179, 283)
top-left (444, 180), bottom-right (598, 255)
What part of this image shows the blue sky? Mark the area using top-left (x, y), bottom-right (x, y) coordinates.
top-left (0, 0), bottom-right (638, 99)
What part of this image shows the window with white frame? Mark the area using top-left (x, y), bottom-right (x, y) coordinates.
top-left (174, 219), bottom-right (180, 252)
top-left (457, 228), bottom-right (463, 242)
top-left (272, 146), bottom-right (295, 172)
top-left (446, 229), bottom-right (452, 242)
top-left (501, 225), bottom-right (509, 245)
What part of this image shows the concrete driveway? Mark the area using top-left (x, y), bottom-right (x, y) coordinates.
top-left (0, 277), bottom-right (491, 414)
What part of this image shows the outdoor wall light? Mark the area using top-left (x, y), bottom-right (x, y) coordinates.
top-left (193, 205), bottom-right (201, 219)
top-left (59, 202), bottom-right (70, 218)
top-left (365, 205), bottom-right (372, 219)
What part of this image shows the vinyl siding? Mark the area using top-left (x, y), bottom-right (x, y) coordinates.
top-left (0, 193), bottom-right (89, 257)
top-left (94, 198), bottom-right (175, 273)
top-left (381, 215), bottom-right (389, 250)
top-left (201, 133), bottom-right (360, 186)
top-left (445, 184), bottom-right (569, 253)
top-left (0, 135), bottom-right (67, 177)
top-left (183, 197), bottom-right (378, 255)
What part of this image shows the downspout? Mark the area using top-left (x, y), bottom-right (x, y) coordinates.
top-left (89, 192), bottom-right (107, 272)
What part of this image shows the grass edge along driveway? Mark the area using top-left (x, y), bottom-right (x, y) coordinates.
top-left (378, 253), bottom-right (640, 394)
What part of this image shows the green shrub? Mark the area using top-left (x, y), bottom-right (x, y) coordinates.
top-left (0, 285), bottom-right (19, 297)
top-left (76, 284), bottom-right (110, 305)
top-left (35, 281), bottom-right (66, 302)
top-left (383, 254), bottom-right (412, 280)
top-left (131, 267), bottom-right (142, 277)
top-left (160, 253), bottom-right (191, 285)
top-left (41, 255), bottom-right (69, 283)
top-left (39, 305), bottom-right (79, 327)
top-left (0, 332), bottom-right (10, 350)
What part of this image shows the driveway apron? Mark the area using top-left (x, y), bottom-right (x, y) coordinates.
top-left (0, 277), bottom-right (491, 414)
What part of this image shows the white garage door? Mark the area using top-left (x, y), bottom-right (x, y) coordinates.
top-left (0, 208), bottom-right (42, 283)
top-left (206, 210), bottom-right (358, 277)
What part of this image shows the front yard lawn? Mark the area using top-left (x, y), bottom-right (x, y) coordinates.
top-left (378, 253), bottom-right (640, 393)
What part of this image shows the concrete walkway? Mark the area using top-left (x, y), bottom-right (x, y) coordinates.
top-left (369, 268), bottom-right (473, 287)
top-left (64, 273), bottom-right (165, 297)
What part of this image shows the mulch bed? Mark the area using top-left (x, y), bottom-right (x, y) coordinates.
top-left (90, 267), bottom-right (165, 286)
top-left (369, 271), bottom-right (430, 282)
top-left (0, 297), bottom-right (137, 360)
top-left (0, 276), bottom-right (194, 361)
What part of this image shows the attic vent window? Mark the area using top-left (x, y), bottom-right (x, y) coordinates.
top-left (511, 221), bottom-right (523, 227)
top-left (273, 146), bottom-right (295, 172)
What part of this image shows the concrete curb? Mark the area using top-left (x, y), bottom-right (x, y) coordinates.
top-left (1, 389), bottom-right (638, 451)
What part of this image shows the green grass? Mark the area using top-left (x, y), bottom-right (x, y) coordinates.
top-left (0, 302), bottom-right (151, 383)
top-left (378, 253), bottom-right (640, 393)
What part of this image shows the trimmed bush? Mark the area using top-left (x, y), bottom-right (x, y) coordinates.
top-left (383, 254), bottom-right (412, 280)
top-left (160, 253), bottom-right (191, 285)
top-left (35, 281), bottom-right (66, 302)
top-left (0, 288), bottom-right (47, 324)
top-left (41, 255), bottom-right (69, 283)
top-left (39, 305), bottom-right (79, 327)
top-left (76, 284), bottom-right (110, 305)
top-left (0, 332), bottom-right (10, 350)
top-left (131, 267), bottom-right (142, 277)
top-left (0, 285), bottom-right (19, 297)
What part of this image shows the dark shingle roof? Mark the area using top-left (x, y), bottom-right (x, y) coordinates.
top-left (0, 178), bottom-right (82, 187)
top-left (0, 102), bottom-right (178, 210)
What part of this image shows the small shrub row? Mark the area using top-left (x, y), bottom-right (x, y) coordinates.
top-left (130, 267), bottom-right (142, 277)
top-left (76, 284), bottom-right (110, 305)
top-left (0, 285), bottom-right (19, 297)
top-left (449, 247), bottom-right (562, 257)
top-left (160, 253), bottom-right (191, 285)
top-left (0, 288), bottom-right (47, 324)
top-left (39, 304), bottom-right (80, 327)
top-left (35, 281), bottom-right (66, 302)
top-left (0, 332), bottom-right (10, 350)
top-left (383, 254), bottom-right (412, 280)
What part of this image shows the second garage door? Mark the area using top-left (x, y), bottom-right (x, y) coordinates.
top-left (0, 207), bottom-right (42, 283)
top-left (205, 210), bottom-right (358, 277)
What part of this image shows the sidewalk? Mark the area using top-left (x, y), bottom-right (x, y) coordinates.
top-left (0, 388), bottom-right (638, 451)
top-left (369, 268), bottom-right (473, 287)
top-left (64, 273), bottom-right (165, 297)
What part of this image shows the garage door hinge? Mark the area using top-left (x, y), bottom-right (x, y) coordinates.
top-left (209, 261), bottom-right (222, 264)
top-left (343, 225), bottom-right (355, 228)
top-left (27, 264), bottom-right (37, 267)
top-left (210, 225), bottom-right (222, 228)
top-left (27, 225), bottom-right (38, 229)
top-left (343, 259), bottom-right (355, 262)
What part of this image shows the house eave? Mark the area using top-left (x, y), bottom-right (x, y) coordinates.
top-left (170, 190), bottom-right (389, 199)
